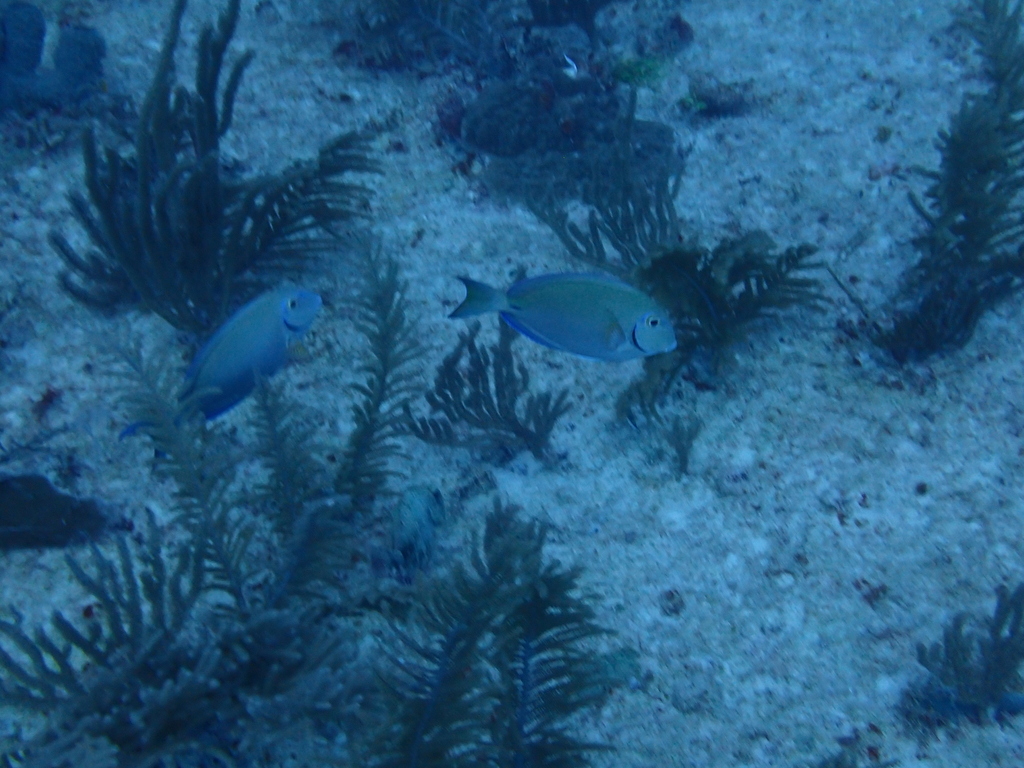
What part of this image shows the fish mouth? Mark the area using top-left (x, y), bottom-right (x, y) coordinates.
top-left (284, 319), bottom-right (304, 332)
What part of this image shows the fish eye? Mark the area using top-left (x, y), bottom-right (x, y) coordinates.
top-left (289, 299), bottom-right (297, 309)
top-left (647, 316), bottom-right (659, 327)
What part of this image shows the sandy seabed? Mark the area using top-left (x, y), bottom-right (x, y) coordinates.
top-left (2, 0), bottom-right (1023, 765)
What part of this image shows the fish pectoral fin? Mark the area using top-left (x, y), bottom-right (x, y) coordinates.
top-left (603, 317), bottom-right (628, 351)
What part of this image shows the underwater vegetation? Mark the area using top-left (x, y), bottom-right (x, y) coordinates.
top-left (873, 0), bottom-right (1024, 362)
top-left (0, 333), bottom-right (615, 765)
top-left (0, 334), bottom-right (347, 763)
top-left (52, 0), bottom-right (379, 334)
top-left (408, 320), bottom-right (571, 462)
top-left (901, 583), bottom-right (1024, 730)
top-left (0, 244), bottom-right (434, 765)
top-left (0, 326), bottom-right (348, 760)
top-left (0, 1), bottom-right (105, 114)
top-left (528, 119), bottom-right (683, 274)
top-left (335, 246), bottom-right (424, 510)
top-left (528, 95), bottom-right (821, 410)
top-left (463, 85), bottom-right (820, 426)
top-left (638, 233), bottom-right (823, 365)
top-left (369, 501), bottom-right (617, 768)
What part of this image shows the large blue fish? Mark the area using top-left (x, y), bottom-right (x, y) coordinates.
top-left (182, 287), bottom-right (322, 419)
top-left (450, 272), bottom-right (677, 361)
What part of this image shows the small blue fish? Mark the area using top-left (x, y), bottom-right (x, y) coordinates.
top-left (182, 287), bottom-right (322, 419)
top-left (450, 272), bottom-right (677, 361)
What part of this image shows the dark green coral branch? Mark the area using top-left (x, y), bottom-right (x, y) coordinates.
top-left (53, 0), bottom-right (378, 333)
top-left (528, 91), bottom-right (820, 417)
top-left (372, 501), bottom-right (614, 768)
top-left (493, 522), bottom-right (612, 767)
top-left (117, 342), bottom-right (251, 609)
top-left (875, 0), bottom-right (1024, 361)
top-left (0, 514), bottom-right (211, 760)
top-left (528, 90), bottom-right (685, 277)
top-left (336, 247), bottom-right (423, 510)
top-left (408, 321), bottom-right (571, 462)
top-left (249, 376), bottom-right (345, 599)
top-left (904, 583), bottom-right (1024, 728)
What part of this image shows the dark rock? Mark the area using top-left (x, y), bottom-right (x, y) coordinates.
top-left (0, 473), bottom-right (105, 549)
top-left (1, 2), bottom-right (46, 75)
top-left (53, 25), bottom-right (105, 93)
top-left (0, 2), bottom-right (105, 113)
top-left (462, 76), bottom-right (619, 157)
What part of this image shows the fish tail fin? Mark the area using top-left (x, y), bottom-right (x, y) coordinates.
top-left (449, 277), bottom-right (506, 319)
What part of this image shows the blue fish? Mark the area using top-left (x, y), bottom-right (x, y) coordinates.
top-left (450, 272), bottom-right (677, 361)
top-left (182, 287), bottom-right (322, 419)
